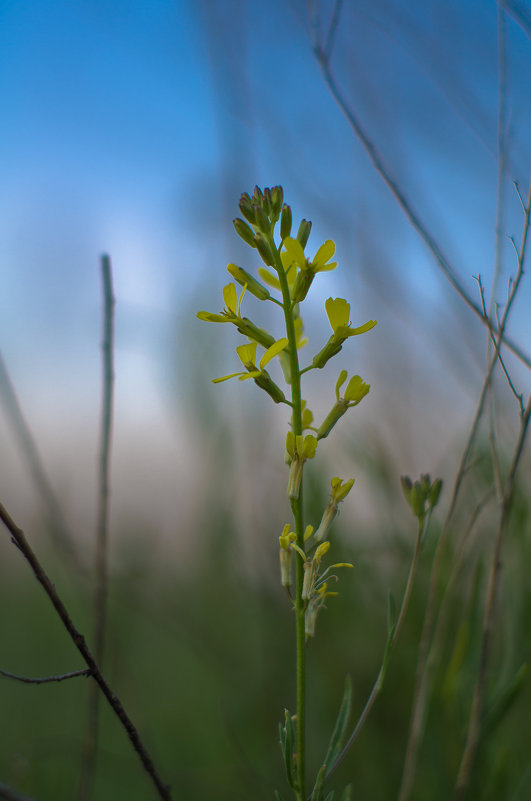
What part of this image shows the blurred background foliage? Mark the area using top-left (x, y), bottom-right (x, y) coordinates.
top-left (1, 0), bottom-right (531, 799)
top-left (1, 431), bottom-right (530, 800)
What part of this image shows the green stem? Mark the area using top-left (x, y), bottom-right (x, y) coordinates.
top-left (272, 242), bottom-right (306, 801)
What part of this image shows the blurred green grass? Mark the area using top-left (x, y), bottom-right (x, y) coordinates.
top-left (1, 449), bottom-right (530, 801)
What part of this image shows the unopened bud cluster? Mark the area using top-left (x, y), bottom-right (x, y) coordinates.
top-left (401, 474), bottom-right (443, 524)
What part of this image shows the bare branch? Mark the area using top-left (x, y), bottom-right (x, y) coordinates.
top-left (502, 0), bottom-right (531, 38)
top-left (398, 175), bottom-right (531, 799)
top-left (0, 502), bottom-right (173, 801)
top-left (0, 667), bottom-right (91, 684)
top-left (323, 0), bottom-right (343, 64)
top-left (310, 38), bottom-right (531, 371)
top-left (454, 392), bottom-right (531, 799)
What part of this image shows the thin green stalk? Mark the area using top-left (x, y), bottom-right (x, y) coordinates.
top-left (78, 254), bottom-right (116, 801)
top-left (273, 242), bottom-right (306, 800)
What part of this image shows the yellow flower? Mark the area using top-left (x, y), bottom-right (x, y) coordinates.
top-left (213, 338), bottom-right (287, 382)
top-left (316, 370), bottom-right (370, 439)
top-left (212, 338), bottom-right (288, 403)
top-left (197, 282), bottom-right (246, 324)
top-left (311, 298), bottom-right (377, 369)
top-left (325, 298), bottom-right (377, 342)
top-left (197, 282), bottom-right (275, 349)
top-left (283, 237), bottom-right (338, 302)
top-left (285, 432), bottom-right (318, 499)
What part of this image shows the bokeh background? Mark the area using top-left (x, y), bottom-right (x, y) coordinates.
top-left (1, 2), bottom-right (531, 800)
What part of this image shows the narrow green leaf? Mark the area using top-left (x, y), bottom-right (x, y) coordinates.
top-left (311, 764), bottom-right (326, 801)
top-left (323, 675), bottom-right (352, 771)
top-left (274, 791), bottom-right (285, 801)
top-left (323, 792), bottom-right (335, 801)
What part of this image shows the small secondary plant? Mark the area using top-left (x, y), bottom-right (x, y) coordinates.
top-left (197, 185), bottom-right (441, 801)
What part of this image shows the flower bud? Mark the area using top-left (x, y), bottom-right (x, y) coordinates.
top-left (271, 186), bottom-right (284, 220)
top-left (297, 219), bottom-right (312, 249)
top-left (253, 185), bottom-right (264, 202)
top-left (280, 203), bottom-right (292, 239)
top-left (254, 233), bottom-right (275, 266)
top-left (233, 218), bottom-right (257, 248)
top-left (263, 187), bottom-right (273, 218)
top-left (226, 263), bottom-right (270, 300)
top-left (253, 204), bottom-right (271, 235)
top-left (410, 482), bottom-right (425, 519)
top-left (429, 478), bottom-right (443, 508)
top-left (279, 524), bottom-right (296, 588)
top-left (239, 193), bottom-right (256, 224)
top-left (401, 476), bottom-right (413, 503)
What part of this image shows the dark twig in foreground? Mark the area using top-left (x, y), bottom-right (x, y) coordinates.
top-left (0, 667), bottom-right (90, 684)
top-left (0, 502), bottom-right (173, 801)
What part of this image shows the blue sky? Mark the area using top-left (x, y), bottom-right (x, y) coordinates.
top-left (1, 0), bottom-right (530, 535)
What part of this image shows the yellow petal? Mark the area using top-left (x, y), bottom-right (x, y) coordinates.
top-left (223, 283), bottom-right (238, 314)
top-left (325, 298), bottom-right (350, 332)
top-left (260, 337), bottom-right (288, 369)
top-left (212, 371), bottom-right (245, 383)
top-left (335, 369), bottom-right (348, 399)
top-left (283, 236), bottom-right (306, 267)
top-left (346, 320), bottom-right (377, 337)
top-left (197, 311), bottom-right (229, 323)
top-left (313, 239), bottom-right (335, 267)
top-left (236, 342), bottom-right (257, 365)
top-left (258, 267), bottom-right (281, 290)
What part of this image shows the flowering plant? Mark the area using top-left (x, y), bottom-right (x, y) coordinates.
top-left (198, 185), bottom-right (404, 801)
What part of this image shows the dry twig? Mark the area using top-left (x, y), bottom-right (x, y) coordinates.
top-left (0, 502), bottom-right (173, 801)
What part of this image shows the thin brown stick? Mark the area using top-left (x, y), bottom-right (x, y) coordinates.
top-left (310, 30), bottom-right (531, 371)
top-left (78, 254), bottom-right (116, 801)
top-left (0, 502), bottom-right (173, 801)
top-left (0, 667), bottom-right (91, 684)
